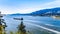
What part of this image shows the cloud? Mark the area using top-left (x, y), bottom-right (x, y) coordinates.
top-left (0, 0), bottom-right (60, 14)
top-left (16, 7), bottom-right (42, 14)
top-left (0, 6), bottom-right (18, 14)
top-left (40, 0), bottom-right (60, 9)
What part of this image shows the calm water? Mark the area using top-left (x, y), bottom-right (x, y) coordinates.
top-left (3, 15), bottom-right (60, 34)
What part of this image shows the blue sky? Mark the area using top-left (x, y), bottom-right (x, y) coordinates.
top-left (0, 0), bottom-right (60, 14)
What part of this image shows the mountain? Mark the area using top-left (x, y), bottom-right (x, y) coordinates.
top-left (9, 7), bottom-right (60, 16)
top-left (30, 7), bottom-right (60, 16)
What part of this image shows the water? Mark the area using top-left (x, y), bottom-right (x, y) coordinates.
top-left (3, 15), bottom-right (60, 34)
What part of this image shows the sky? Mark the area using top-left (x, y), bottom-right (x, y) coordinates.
top-left (0, 0), bottom-right (60, 14)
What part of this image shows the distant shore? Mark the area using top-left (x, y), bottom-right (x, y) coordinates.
top-left (51, 16), bottom-right (60, 19)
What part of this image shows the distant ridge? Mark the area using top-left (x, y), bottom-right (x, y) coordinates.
top-left (30, 7), bottom-right (60, 16)
top-left (9, 7), bottom-right (60, 16)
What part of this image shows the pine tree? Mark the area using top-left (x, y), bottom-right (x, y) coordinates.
top-left (14, 18), bottom-right (26, 34)
top-left (0, 12), bottom-right (7, 34)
